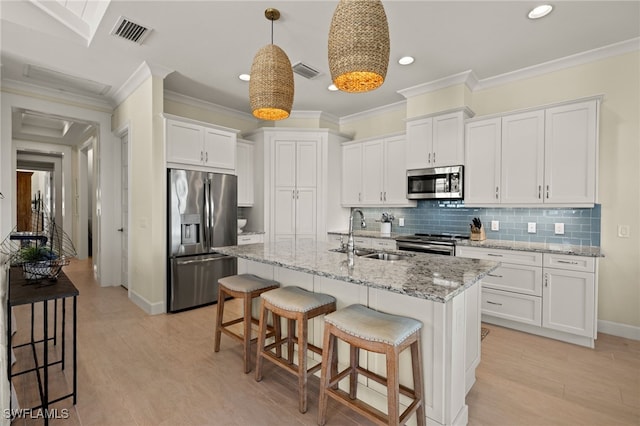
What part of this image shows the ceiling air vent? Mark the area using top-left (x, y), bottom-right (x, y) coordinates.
top-left (292, 62), bottom-right (321, 80)
top-left (110, 16), bottom-right (151, 44)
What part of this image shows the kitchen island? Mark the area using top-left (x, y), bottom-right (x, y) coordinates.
top-left (213, 240), bottom-right (498, 426)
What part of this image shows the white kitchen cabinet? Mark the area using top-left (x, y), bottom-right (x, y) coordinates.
top-left (500, 110), bottom-right (545, 204)
top-left (544, 100), bottom-right (597, 204)
top-left (165, 115), bottom-right (237, 171)
top-left (272, 139), bottom-right (319, 242)
top-left (342, 135), bottom-right (415, 207)
top-left (405, 108), bottom-right (472, 170)
top-left (464, 98), bottom-right (599, 207)
top-left (542, 253), bottom-right (596, 338)
top-left (237, 139), bottom-right (254, 206)
top-left (464, 118), bottom-right (502, 204)
top-left (457, 246), bottom-right (598, 347)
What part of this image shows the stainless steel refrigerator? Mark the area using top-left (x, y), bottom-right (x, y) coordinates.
top-left (167, 169), bottom-right (237, 312)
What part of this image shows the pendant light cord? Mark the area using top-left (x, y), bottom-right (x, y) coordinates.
top-left (271, 18), bottom-right (274, 44)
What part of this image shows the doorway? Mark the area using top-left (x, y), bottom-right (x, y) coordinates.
top-left (119, 132), bottom-right (129, 289)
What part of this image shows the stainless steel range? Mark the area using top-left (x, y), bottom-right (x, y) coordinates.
top-left (396, 233), bottom-right (469, 256)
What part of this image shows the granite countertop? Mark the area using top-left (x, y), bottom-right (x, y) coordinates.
top-left (212, 240), bottom-right (499, 303)
top-left (327, 230), bottom-right (402, 240)
top-left (456, 239), bottom-right (603, 257)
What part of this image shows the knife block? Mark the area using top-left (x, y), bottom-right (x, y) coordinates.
top-left (470, 226), bottom-right (486, 241)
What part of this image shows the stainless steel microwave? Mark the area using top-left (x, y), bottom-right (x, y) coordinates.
top-left (407, 165), bottom-right (463, 200)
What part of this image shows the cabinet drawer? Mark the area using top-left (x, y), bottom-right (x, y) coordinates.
top-left (354, 237), bottom-right (372, 248)
top-left (371, 238), bottom-right (396, 250)
top-left (237, 234), bottom-right (263, 245)
top-left (543, 253), bottom-right (595, 272)
top-left (483, 264), bottom-right (543, 296)
top-left (482, 288), bottom-right (542, 326)
top-left (457, 247), bottom-right (542, 266)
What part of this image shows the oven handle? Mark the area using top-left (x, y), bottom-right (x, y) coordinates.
top-left (397, 242), bottom-right (454, 255)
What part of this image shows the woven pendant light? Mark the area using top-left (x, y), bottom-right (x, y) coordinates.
top-left (328, 0), bottom-right (390, 93)
top-left (249, 8), bottom-right (294, 120)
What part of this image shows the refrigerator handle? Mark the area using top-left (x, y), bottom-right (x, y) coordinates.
top-left (209, 176), bottom-right (215, 247)
top-left (203, 178), bottom-right (210, 248)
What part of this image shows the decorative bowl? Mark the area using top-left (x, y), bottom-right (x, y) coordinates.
top-left (237, 219), bottom-right (247, 234)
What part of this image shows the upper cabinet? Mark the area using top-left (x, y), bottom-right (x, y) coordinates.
top-left (465, 98), bottom-right (599, 207)
top-left (165, 114), bottom-right (238, 172)
top-left (405, 108), bottom-right (473, 170)
top-left (342, 134), bottom-right (416, 207)
top-left (237, 139), bottom-right (254, 207)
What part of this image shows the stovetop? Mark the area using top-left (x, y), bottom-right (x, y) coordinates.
top-left (396, 233), bottom-right (470, 244)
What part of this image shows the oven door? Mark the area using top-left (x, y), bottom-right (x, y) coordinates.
top-left (397, 241), bottom-right (455, 256)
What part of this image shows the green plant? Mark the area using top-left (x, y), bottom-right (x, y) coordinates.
top-left (19, 245), bottom-right (57, 263)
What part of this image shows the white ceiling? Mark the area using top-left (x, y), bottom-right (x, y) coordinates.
top-left (1, 0), bottom-right (639, 121)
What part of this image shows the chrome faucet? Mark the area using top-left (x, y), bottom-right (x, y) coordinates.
top-left (347, 209), bottom-right (366, 255)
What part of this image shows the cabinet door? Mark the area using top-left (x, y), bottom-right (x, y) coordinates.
top-left (542, 268), bottom-right (595, 337)
top-left (274, 140), bottom-right (297, 187)
top-left (361, 140), bottom-right (385, 204)
top-left (166, 120), bottom-right (203, 165)
top-left (501, 110), bottom-right (545, 204)
top-left (296, 141), bottom-right (318, 188)
top-left (295, 187), bottom-right (317, 238)
top-left (383, 136), bottom-right (408, 204)
top-left (405, 117), bottom-right (432, 170)
top-left (273, 187), bottom-right (296, 237)
top-left (464, 118), bottom-right (502, 204)
top-left (203, 128), bottom-right (235, 170)
top-left (544, 101), bottom-right (597, 204)
top-left (342, 143), bottom-right (363, 205)
top-left (432, 111), bottom-right (465, 167)
top-left (237, 141), bottom-right (254, 206)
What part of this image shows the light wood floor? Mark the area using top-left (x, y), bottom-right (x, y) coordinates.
top-left (9, 258), bottom-right (640, 425)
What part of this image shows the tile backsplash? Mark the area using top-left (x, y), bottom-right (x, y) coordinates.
top-left (353, 201), bottom-right (601, 246)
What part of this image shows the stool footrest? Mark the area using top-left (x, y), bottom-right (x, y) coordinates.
top-left (261, 350), bottom-right (322, 375)
top-left (326, 388), bottom-right (387, 425)
top-left (354, 366), bottom-right (419, 400)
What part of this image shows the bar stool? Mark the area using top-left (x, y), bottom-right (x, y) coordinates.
top-left (255, 286), bottom-right (337, 413)
top-left (318, 304), bottom-right (425, 426)
top-left (214, 274), bottom-right (280, 373)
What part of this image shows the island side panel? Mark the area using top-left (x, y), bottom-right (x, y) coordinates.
top-left (368, 287), bottom-right (469, 426)
top-left (465, 282), bottom-right (481, 394)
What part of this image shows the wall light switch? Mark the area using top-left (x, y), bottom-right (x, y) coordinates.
top-left (618, 225), bottom-right (630, 238)
top-left (399, 217), bottom-right (405, 227)
top-left (491, 220), bottom-right (499, 231)
top-left (554, 223), bottom-right (565, 235)
top-left (528, 222), bottom-right (537, 233)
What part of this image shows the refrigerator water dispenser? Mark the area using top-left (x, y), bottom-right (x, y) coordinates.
top-left (181, 214), bottom-right (200, 245)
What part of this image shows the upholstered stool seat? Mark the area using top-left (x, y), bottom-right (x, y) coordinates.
top-left (214, 274), bottom-right (279, 373)
top-left (255, 286), bottom-right (337, 413)
top-left (318, 304), bottom-right (425, 426)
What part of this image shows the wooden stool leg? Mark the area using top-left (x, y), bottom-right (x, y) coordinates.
top-left (331, 333), bottom-right (338, 391)
top-left (287, 318), bottom-right (295, 364)
top-left (243, 293), bottom-right (253, 374)
top-left (297, 313), bottom-right (308, 413)
top-left (412, 336), bottom-right (426, 426)
top-left (273, 313), bottom-right (282, 358)
top-left (254, 299), bottom-right (268, 382)
top-left (386, 346), bottom-right (400, 426)
top-left (318, 324), bottom-right (334, 426)
top-left (214, 286), bottom-right (225, 352)
top-left (349, 344), bottom-right (359, 399)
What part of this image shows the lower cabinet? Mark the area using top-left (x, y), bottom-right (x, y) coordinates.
top-left (457, 246), bottom-right (598, 347)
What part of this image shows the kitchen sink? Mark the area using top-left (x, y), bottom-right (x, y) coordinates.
top-left (329, 248), bottom-right (375, 256)
top-left (362, 252), bottom-right (411, 261)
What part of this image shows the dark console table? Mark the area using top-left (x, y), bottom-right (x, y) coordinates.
top-left (6, 267), bottom-right (78, 424)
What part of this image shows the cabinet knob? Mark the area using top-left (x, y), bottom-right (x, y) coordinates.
top-left (544, 273), bottom-right (549, 287)
top-left (538, 185), bottom-right (542, 199)
top-left (383, 191), bottom-right (387, 201)
top-left (546, 185), bottom-right (550, 199)
top-left (428, 152), bottom-right (431, 163)
top-left (495, 187), bottom-right (499, 200)
top-left (433, 152), bottom-right (436, 163)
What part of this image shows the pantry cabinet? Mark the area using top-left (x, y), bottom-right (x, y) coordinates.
top-left (165, 114), bottom-right (237, 171)
top-left (456, 246), bottom-right (598, 347)
top-left (237, 139), bottom-right (254, 206)
top-left (341, 134), bottom-right (416, 207)
top-left (405, 108), bottom-right (473, 170)
top-left (464, 98), bottom-right (599, 207)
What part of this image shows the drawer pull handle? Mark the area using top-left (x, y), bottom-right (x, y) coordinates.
top-left (487, 300), bottom-right (503, 306)
top-left (557, 260), bottom-right (579, 265)
top-left (487, 273), bottom-right (503, 278)
top-left (487, 253), bottom-right (503, 257)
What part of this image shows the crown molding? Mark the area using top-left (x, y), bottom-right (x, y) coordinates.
top-left (397, 70), bottom-right (479, 99)
top-left (0, 78), bottom-right (113, 111)
top-left (289, 110), bottom-right (340, 127)
top-left (111, 61), bottom-right (173, 107)
top-left (476, 37), bottom-right (640, 91)
top-left (339, 100), bottom-right (406, 125)
top-left (164, 90), bottom-right (255, 121)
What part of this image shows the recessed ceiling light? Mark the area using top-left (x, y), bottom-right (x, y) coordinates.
top-left (328, 84), bottom-right (338, 91)
top-left (398, 56), bottom-right (414, 65)
top-left (528, 4), bottom-right (553, 19)
top-left (239, 73), bottom-right (250, 81)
